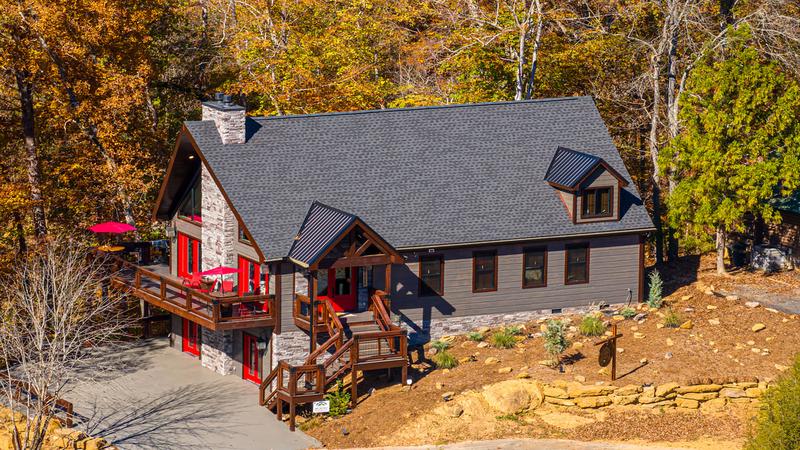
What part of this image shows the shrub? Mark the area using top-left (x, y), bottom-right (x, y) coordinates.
top-left (433, 350), bottom-right (459, 369)
top-left (505, 325), bottom-right (523, 336)
top-left (620, 307), bottom-right (637, 319)
top-left (543, 319), bottom-right (570, 363)
top-left (663, 309), bottom-right (682, 328)
top-left (431, 340), bottom-right (451, 352)
top-left (326, 379), bottom-right (351, 417)
top-left (467, 332), bottom-right (484, 342)
top-left (579, 314), bottom-right (606, 337)
top-left (490, 329), bottom-right (517, 349)
top-left (647, 270), bottom-right (664, 309)
top-left (746, 355), bottom-right (800, 449)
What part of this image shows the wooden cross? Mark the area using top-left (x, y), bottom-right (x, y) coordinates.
top-left (594, 323), bottom-right (623, 381)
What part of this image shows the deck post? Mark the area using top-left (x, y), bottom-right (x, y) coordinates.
top-left (384, 264), bottom-right (391, 298)
top-left (289, 400), bottom-right (296, 431)
top-left (350, 369), bottom-right (358, 409)
top-left (310, 271), bottom-right (318, 353)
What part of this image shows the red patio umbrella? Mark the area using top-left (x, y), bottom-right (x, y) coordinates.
top-left (88, 221), bottom-right (137, 234)
top-left (198, 266), bottom-right (238, 293)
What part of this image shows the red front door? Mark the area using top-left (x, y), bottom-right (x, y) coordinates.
top-left (242, 333), bottom-right (260, 384)
top-left (182, 319), bottom-right (200, 356)
top-left (177, 233), bottom-right (201, 278)
top-left (324, 267), bottom-right (356, 312)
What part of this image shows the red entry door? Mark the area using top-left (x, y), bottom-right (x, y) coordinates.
top-left (325, 267), bottom-right (356, 312)
top-left (238, 257), bottom-right (268, 313)
top-left (242, 333), bottom-right (260, 384)
top-left (177, 233), bottom-right (202, 278)
top-left (182, 319), bottom-right (200, 356)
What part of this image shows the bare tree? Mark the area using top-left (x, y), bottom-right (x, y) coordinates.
top-left (0, 238), bottom-right (135, 450)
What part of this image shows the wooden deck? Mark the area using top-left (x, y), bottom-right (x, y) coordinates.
top-left (107, 255), bottom-right (276, 331)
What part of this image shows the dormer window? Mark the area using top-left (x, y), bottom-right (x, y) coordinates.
top-left (581, 187), bottom-right (612, 218)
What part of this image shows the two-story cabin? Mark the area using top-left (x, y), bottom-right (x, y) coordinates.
top-left (114, 94), bottom-right (653, 428)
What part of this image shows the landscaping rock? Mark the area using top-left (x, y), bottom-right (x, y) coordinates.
top-left (482, 380), bottom-right (543, 414)
top-left (436, 382), bottom-right (444, 390)
top-left (543, 386), bottom-right (569, 399)
top-left (708, 318), bottom-right (720, 326)
top-left (516, 372), bottom-right (531, 379)
top-left (611, 394), bottom-right (640, 405)
top-left (434, 402), bottom-right (464, 418)
top-left (664, 352), bottom-right (673, 359)
top-left (679, 392), bottom-right (719, 401)
top-left (745, 301), bottom-right (761, 308)
top-left (567, 383), bottom-right (617, 398)
top-left (655, 382), bottom-right (680, 397)
top-left (540, 412), bottom-right (595, 429)
top-left (701, 397), bottom-right (728, 412)
top-left (752, 323), bottom-right (766, 332)
top-left (666, 338), bottom-right (674, 346)
top-left (544, 397), bottom-right (576, 407)
top-left (617, 384), bottom-right (643, 396)
top-left (457, 391), bottom-right (490, 417)
top-left (676, 398), bottom-right (699, 409)
top-left (572, 342), bottom-right (584, 350)
top-left (484, 357), bottom-right (500, 365)
top-left (675, 384), bottom-right (722, 394)
top-left (725, 295), bottom-right (739, 301)
top-left (679, 320), bottom-right (693, 329)
top-left (706, 305), bottom-right (718, 310)
top-left (575, 396), bottom-right (612, 409)
top-left (498, 367), bottom-right (513, 374)
top-left (634, 332), bottom-right (645, 339)
top-left (442, 391), bottom-right (455, 401)
top-left (745, 388), bottom-right (764, 398)
top-left (719, 388), bottom-right (747, 398)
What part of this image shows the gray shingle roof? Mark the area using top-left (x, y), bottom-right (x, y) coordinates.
top-left (288, 202), bottom-right (356, 266)
top-left (545, 146), bottom-right (602, 188)
top-left (184, 96), bottom-right (654, 261)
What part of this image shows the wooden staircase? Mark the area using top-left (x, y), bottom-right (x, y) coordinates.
top-left (259, 291), bottom-right (407, 431)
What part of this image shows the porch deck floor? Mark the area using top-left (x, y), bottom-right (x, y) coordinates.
top-left (66, 339), bottom-right (320, 450)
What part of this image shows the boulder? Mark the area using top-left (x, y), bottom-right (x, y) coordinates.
top-left (482, 380), bottom-right (541, 414)
top-left (675, 384), bottom-right (722, 394)
top-left (457, 392), bottom-right (490, 417)
top-left (745, 388), bottom-right (764, 398)
top-left (575, 396), bottom-right (612, 409)
top-left (484, 357), bottom-right (500, 365)
top-left (752, 323), bottom-right (766, 332)
top-left (497, 367), bottom-right (513, 374)
top-left (539, 412), bottom-right (595, 429)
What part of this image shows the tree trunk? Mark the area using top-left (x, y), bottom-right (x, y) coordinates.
top-left (524, 0), bottom-right (543, 100)
top-left (665, 17), bottom-right (680, 262)
top-left (13, 211), bottom-right (27, 255)
top-left (716, 227), bottom-right (727, 274)
top-left (514, 25), bottom-right (528, 101)
top-left (15, 70), bottom-right (47, 240)
top-left (648, 55), bottom-right (664, 264)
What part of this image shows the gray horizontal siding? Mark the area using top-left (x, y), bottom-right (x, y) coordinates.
top-left (388, 234), bottom-right (641, 329)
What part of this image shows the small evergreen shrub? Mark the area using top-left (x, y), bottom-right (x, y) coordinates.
top-left (579, 314), bottom-right (606, 336)
top-left (620, 307), bottom-right (637, 319)
top-left (467, 331), bottom-right (484, 342)
top-left (490, 329), bottom-right (517, 349)
top-left (433, 350), bottom-right (459, 369)
top-left (326, 379), bottom-right (351, 417)
top-left (747, 355), bottom-right (800, 449)
top-left (663, 309), bottom-right (682, 328)
top-left (647, 270), bottom-right (664, 309)
top-left (543, 319), bottom-right (570, 364)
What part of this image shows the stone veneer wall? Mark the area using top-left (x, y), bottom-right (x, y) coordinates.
top-left (272, 331), bottom-right (311, 368)
top-left (201, 327), bottom-right (235, 375)
top-left (201, 103), bottom-right (245, 144)
top-left (199, 164), bottom-right (238, 374)
top-left (401, 304), bottom-right (598, 346)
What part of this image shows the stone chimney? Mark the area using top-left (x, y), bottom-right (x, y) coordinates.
top-left (201, 93), bottom-right (246, 144)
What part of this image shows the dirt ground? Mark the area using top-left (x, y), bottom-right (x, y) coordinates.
top-left (305, 255), bottom-right (800, 449)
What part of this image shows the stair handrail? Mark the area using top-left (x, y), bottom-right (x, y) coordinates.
top-left (323, 338), bottom-right (354, 385)
top-left (320, 298), bottom-right (345, 339)
top-left (304, 330), bottom-right (342, 366)
top-left (258, 364), bottom-right (282, 406)
top-left (369, 290), bottom-right (397, 332)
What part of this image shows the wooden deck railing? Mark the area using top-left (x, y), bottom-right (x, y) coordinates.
top-left (261, 296), bottom-right (408, 431)
top-left (105, 253), bottom-right (276, 331)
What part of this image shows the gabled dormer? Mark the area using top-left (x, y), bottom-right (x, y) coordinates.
top-left (544, 147), bottom-right (629, 224)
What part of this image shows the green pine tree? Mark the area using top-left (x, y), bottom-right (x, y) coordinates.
top-left (661, 27), bottom-right (800, 274)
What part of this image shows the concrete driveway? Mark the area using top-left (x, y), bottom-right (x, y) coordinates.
top-left (66, 339), bottom-right (319, 450)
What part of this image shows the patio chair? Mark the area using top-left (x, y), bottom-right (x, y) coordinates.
top-left (182, 273), bottom-right (203, 289)
top-left (221, 280), bottom-right (234, 293)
